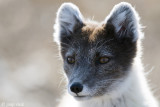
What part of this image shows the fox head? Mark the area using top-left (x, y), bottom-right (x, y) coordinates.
top-left (53, 2), bottom-right (143, 101)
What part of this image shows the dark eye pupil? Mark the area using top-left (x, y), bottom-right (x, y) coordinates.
top-left (67, 57), bottom-right (75, 64)
top-left (99, 57), bottom-right (109, 64)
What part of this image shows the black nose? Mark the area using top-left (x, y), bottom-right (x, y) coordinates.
top-left (70, 83), bottom-right (83, 94)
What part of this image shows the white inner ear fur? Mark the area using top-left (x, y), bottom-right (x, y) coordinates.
top-left (105, 2), bottom-right (143, 42)
top-left (53, 3), bottom-right (83, 44)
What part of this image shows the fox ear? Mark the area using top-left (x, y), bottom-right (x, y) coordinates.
top-left (105, 2), bottom-right (142, 42)
top-left (53, 3), bottom-right (83, 44)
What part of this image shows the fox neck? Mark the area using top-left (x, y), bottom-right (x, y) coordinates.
top-left (78, 57), bottom-right (158, 107)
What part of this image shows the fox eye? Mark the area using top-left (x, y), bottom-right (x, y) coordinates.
top-left (67, 56), bottom-right (75, 64)
top-left (99, 57), bottom-right (109, 64)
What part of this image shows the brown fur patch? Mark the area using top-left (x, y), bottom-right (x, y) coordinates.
top-left (82, 21), bottom-right (104, 41)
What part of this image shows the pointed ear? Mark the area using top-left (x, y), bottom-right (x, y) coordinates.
top-left (105, 2), bottom-right (142, 42)
top-left (53, 3), bottom-right (83, 44)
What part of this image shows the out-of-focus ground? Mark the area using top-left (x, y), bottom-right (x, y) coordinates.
top-left (0, 0), bottom-right (159, 107)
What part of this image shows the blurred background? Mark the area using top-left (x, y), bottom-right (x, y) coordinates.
top-left (0, 0), bottom-right (159, 107)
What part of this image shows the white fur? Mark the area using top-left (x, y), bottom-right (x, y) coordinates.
top-left (53, 3), bottom-right (83, 45)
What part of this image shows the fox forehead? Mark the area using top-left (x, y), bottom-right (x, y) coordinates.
top-left (61, 21), bottom-right (115, 57)
top-left (82, 21), bottom-right (105, 41)
top-left (61, 20), bottom-right (115, 48)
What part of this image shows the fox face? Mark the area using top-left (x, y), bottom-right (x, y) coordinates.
top-left (54, 2), bottom-right (142, 100)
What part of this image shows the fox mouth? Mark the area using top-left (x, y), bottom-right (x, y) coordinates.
top-left (74, 95), bottom-right (91, 101)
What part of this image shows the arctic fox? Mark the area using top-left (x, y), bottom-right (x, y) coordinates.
top-left (53, 2), bottom-right (159, 107)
